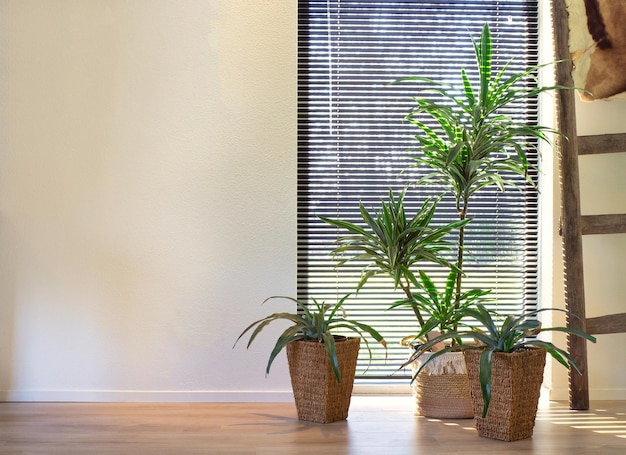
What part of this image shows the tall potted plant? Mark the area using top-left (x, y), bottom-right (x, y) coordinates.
top-left (405, 304), bottom-right (596, 441)
top-left (387, 23), bottom-right (563, 417)
top-left (398, 23), bottom-right (559, 324)
top-left (234, 294), bottom-right (386, 424)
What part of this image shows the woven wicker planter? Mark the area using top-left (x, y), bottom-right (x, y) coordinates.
top-left (286, 337), bottom-right (360, 424)
top-left (409, 350), bottom-right (474, 419)
top-left (464, 347), bottom-right (547, 441)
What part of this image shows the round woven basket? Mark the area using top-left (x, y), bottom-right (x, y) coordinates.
top-left (409, 350), bottom-right (474, 419)
top-left (286, 337), bottom-right (360, 424)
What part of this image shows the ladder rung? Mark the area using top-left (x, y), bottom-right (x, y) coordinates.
top-left (580, 214), bottom-right (626, 235)
top-left (578, 133), bottom-right (626, 155)
top-left (585, 313), bottom-right (626, 335)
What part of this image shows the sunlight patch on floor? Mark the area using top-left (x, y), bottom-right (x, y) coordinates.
top-left (536, 404), bottom-right (626, 439)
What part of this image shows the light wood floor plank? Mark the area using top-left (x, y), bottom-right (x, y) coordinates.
top-left (0, 396), bottom-right (625, 454)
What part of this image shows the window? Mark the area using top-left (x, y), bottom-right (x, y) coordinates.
top-left (297, 0), bottom-right (539, 381)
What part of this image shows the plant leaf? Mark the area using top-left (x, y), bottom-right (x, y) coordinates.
top-left (479, 348), bottom-right (493, 418)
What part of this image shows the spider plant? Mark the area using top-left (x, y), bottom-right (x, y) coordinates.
top-left (402, 304), bottom-right (596, 417)
top-left (319, 187), bottom-right (468, 328)
top-left (396, 23), bottom-right (563, 323)
top-left (234, 294), bottom-right (386, 383)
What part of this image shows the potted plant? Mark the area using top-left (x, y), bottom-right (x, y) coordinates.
top-left (405, 304), bottom-right (596, 441)
top-left (383, 22), bottom-right (563, 417)
top-left (393, 270), bottom-right (490, 417)
top-left (320, 188), bottom-right (476, 417)
top-left (234, 294), bottom-right (386, 424)
top-left (398, 22), bottom-right (560, 328)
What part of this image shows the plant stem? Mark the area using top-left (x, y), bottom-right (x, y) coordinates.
top-left (453, 196), bottom-right (469, 331)
top-left (401, 277), bottom-right (425, 327)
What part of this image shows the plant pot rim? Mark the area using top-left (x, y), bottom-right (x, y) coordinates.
top-left (465, 346), bottom-right (545, 356)
top-left (297, 335), bottom-right (354, 343)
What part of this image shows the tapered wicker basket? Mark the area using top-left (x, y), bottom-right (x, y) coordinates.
top-left (464, 347), bottom-right (547, 441)
top-left (409, 351), bottom-right (474, 419)
top-left (286, 337), bottom-right (360, 424)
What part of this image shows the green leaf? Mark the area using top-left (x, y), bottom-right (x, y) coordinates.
top-left (479, 348), bottom-right (494, 418)
top-left (266, 328), bottom-right (307, 375)
top-left (541, 326), bottom-right (596, 343)
top-left (328, 293), bottom-right (351, 320)
top-left (461, 68), bottom-right (475, 107)
top-left (322, 332), bottom-right (341, 382)
top-left (477, 23), bottom-right (492, 107)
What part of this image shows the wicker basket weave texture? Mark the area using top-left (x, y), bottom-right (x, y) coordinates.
top-left (286, 337), bottom-right (360, 424)
top-left (410, 351), bottom-right (474, 419)
top-left (464, 348), bottom-right (547, 442)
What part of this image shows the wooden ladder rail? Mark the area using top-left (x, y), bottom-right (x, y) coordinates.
top-left (553, 0), bottom-right (626, 410)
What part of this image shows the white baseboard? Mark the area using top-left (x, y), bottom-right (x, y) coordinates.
top-left (0, 384), bottom-right (410, 403)
top-left (3, 386), bottom-right (624, 403)
top-left (0, 389), bottom-right (294, 403)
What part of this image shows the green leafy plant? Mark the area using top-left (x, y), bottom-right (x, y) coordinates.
top-left (234, 294), bottom-right (386, 383)
top-left (390, 269), bottom-right (490, 337)
top-left (402, 304), bottom-right (596, 417)
top-left (397, 23), bottom-right (563, 323)
top-left (319, 188), bottom-right (468, 328)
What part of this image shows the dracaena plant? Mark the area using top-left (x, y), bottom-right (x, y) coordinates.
top-left (397, 23), bottom-right (563, 324)
top-left (390, 269), bottom-right (490, 337)
top-left (234, 294), bottom-right (386, 383)
top-left (402, 304), bottom-right (596, 417)
top-left (319, 188), bottom-right (468, 328)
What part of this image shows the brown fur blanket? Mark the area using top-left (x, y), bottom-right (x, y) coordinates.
top-left (568, 0), bottom-right (626, 101)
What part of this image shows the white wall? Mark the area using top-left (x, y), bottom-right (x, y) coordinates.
top-left (550, 98), bottom-right (626, 401)
top-left (0, 0), bottom-right (296, 401)
top-left (544, 0), bottom-right (626, 401)
top-left (0, 0), bottom-right (624, 402)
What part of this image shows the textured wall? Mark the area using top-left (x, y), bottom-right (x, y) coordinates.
top-left (0, 0), bottom-right (296, 401)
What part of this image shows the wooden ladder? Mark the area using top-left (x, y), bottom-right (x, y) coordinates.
top-left (553, 0), bottom-right (626, 410)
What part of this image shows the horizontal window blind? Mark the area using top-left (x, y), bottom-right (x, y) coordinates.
top-left (297, 0), bottom-right (539, 381)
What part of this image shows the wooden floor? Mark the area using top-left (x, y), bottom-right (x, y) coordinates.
top-left (1, 396), bottom-right (625, 454)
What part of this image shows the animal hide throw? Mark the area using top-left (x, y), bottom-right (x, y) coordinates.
top-left (568, 0), bottom-right (626, 101)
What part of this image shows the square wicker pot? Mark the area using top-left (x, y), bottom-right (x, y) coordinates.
top-left (286, 337), bottom-right (360, 424)
top-left (409, 350), bottom-right (474, 419)
top-left (464, 347), bottom-right (547, 441)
